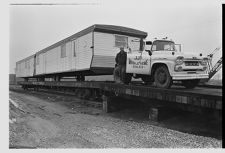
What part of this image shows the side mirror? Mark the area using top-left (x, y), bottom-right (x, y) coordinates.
top-left (146, 41), bottom-right (152, 45)
top-left (175, 44), bottom-right (181, 52)
top-left (145, 50), bottom-right (152, 56)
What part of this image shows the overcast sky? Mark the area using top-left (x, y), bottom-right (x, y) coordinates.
top-left (9, 0), bottom-right (222, 78)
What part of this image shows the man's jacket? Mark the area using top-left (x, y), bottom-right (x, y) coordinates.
top-left (115, 51), bottom-right (127, 66)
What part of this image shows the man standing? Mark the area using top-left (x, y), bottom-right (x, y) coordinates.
top-left (114, 47), bottom-right (127, 83)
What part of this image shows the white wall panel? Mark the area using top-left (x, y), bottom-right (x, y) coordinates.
top-left (36, 53), bottom-right (44, 75)
top-left (75, 32), bottom-right (93, 70)
top-left (28, 57), bottom-right (34, 76)
top-left (45, 47), bottom-right (58, 74)
top-left (16, 56), bottom-right (34, 77)
top-left (92, 32), bottom-right (141, 68)
top-left (94, 32), bottom-right (140, 55)
top-left (38, 32), bottom-right (93, 75)
top-left (56, 41), bottom-right (72, 73)
top-left (16, 32), bottom-right (142, 77)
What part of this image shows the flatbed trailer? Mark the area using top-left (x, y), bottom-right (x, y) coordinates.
top-left (18, 81), bottom-right (222, 121)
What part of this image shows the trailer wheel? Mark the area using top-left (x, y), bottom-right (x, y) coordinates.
top-left (154, 65), bottom-right (172, 88)
top-left (77, 75), bottom-right (85, 81)
top-left (182, 79), bottom-right (200, 89)
top-left (113, 66), bottom-right (121, 83)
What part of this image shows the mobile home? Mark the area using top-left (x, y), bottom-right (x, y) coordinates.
top-left (16, 24), bottom-right (148, 79)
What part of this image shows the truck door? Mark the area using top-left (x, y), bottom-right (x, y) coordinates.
top-left (126, 50), bottom-right (151, 74)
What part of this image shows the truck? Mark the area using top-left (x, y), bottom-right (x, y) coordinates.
top-left (114, 38), bottom-right (209, 89)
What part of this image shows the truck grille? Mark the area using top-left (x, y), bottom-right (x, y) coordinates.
top-left (184, 61), bottom-right (199, 66)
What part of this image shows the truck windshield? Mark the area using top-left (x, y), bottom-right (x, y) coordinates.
top-left (151, 40), bottom-right (176, 51)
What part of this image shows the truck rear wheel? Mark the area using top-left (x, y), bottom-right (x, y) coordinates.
top-left (182, 79), bottom-right (200, 89)
top-left (154, 65), bottom-right (172, 88)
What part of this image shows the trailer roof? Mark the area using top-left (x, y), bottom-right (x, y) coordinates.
top-left (36, 24), bottom-right (148, 55)
top-left (93, 24), bottom-right (148, 38)
top-left (16, 54), bottom-right (35, 64)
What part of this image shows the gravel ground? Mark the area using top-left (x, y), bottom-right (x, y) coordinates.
top-left (9, 90), bottom-right (222, 148)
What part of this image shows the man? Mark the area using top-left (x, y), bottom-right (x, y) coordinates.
top-left (114, 47), bottom-right (127, 83)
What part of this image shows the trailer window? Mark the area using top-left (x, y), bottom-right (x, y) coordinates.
top-left (115, 35), bottom-right (128, 48)
top-left (61, 44), bottom-right (66, 58)
top-left (73, 41), bottom-right (76, 57)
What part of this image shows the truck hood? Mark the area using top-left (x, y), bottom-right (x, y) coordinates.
top-left (152, 51), bottom-right (206, 59)
top-left (174, 52), bottom-right (204, 59)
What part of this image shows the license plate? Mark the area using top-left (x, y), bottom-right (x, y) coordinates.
top-left (185, 61), bottom-right (199, 66)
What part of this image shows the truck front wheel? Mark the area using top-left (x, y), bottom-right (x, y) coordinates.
top-left (154, 65), bottom-right (172, 88)
top-left (182, 79), bottom-right (200, 89)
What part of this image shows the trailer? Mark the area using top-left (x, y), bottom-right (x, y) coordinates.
top-left (16, 24), bottom-right (147, 81)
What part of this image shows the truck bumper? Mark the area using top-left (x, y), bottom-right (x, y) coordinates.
top-left (172, 73), bottom-right (209, 80)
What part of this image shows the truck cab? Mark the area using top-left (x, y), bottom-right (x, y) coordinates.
top-left (122, 38), bottom-right (209, 88)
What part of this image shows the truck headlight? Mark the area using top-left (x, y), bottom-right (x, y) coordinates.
top-left (200, 58), bottom-right (208, 66)
top-left (174, 65), bottom-right (183, 71)
top-left (175, 56), bottom-right (184, 65)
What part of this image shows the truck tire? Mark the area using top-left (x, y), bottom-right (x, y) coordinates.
top-left (182, 79), bottom-right (200, 89)
top-left (113, 66), bottom-right (121, 83)
top-left (154, 65), bottom-right (172, 88)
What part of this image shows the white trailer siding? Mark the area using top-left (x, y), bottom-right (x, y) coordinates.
top-left (16, 62), bottom-right (23, 77)
top-left (45, 46), bottom-right (60, 74)
top-left (74, 32), bottom-right (93, 70)
top-left (28, 57), bottom-right (34, 76)
top-left (36, 53), bottom-right (45, 75)
top-left (91, 32), bottom-right (141, 68)
top-left (16, 55), bottom-right (34, 77)
top-left (16, 25), bottom-right (147, 78)
top-left (36, 32), bottom-right (93, 75)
